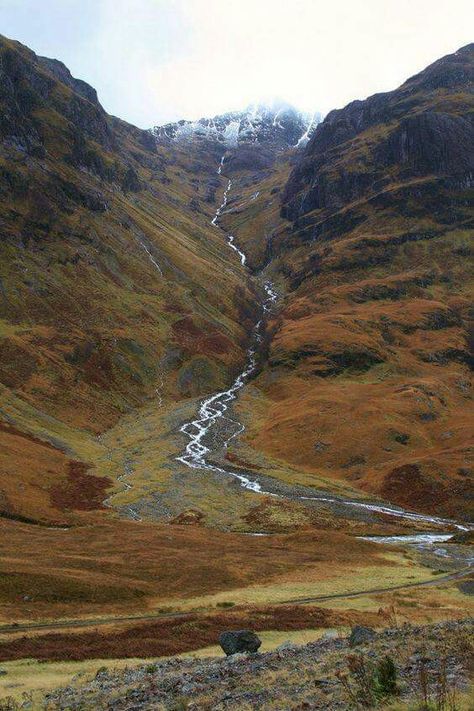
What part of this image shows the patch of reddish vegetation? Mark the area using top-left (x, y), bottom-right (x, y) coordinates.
top-left (49, 462), bottom-right (112, 512)
top-left (82, 349), bottom-right (116, 390)
top-left (170, 509), bottom-right (205, 525)
top-left (0, 423), bottom-right (58, 452)
top-left (201, 333), bottom-right (232, 355)
top-left (225, 452), bottom-right (263, 470)
top-left (379, 464), bottom-right (448, 511)
top-left (172, 317), bottom-right (232, 355)
top-left (172, 317), bottom-right (203, 338)
top-left (0, 338), bottom-right (37, 388)
top-left (0, 605), bottom-right (381, 661)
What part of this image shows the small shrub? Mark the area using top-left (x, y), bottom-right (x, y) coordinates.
top-left (378, 604), bottom-right (399, 627)
top-left (94, 665), bottom-right (108, 679)
top-left (169, 697), bottom-right (190, 711)
top-left (413, 652), bottom-right (459, 711)
top-left (336, 653), bottom-right (398, 707)
top-left (375, 656), bottom-right (398, 697)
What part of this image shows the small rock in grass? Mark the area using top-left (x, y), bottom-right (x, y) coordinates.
top-left (322, 630), bottom-right (339, 640)
top-left (276, 641), bottom-right (298, 651)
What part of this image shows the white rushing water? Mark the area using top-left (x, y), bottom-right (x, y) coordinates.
top-left (211, 178), bottom-right (232, 226)
top-left (298, 495), bottom-right (471, 531)
top-left (103, 458), bottom-right (142, 522)
top-left (227, 234), bottom-right (246, 265)
top-left (176, 156), bottom-right (276, 490)
top-left (175, 156), bottom-right (472, 540)
top-left (361, 533), bottom-right (474, 566)
top-left (362, 534), bottom-right (454, 545)
top-left (137, 237), bottom-right (163, 276)
top-left (210, 171), bottom-right (247, 264)
top-left (176, 278), bottom-right (277, 493)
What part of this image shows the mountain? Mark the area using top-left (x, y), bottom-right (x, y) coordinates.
top-left (233, 43), bottom-right (473, 518)
top-left (1, 34), bottom-right (472, 525)
top-left (153, 102), bottom-right (321, 149)
top-left (282, 43), bottom-right (474, 228)
top-left (0, 34), bottom-right (259, 422)
top-left (0, 33), bottom-right (261, 524)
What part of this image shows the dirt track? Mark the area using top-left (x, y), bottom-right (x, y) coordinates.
top-left (0, 567), bottom-right (471, 637)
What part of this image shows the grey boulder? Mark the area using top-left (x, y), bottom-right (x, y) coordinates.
top-left (349, 625), bottom-right (377, 647)
top-left (219, 630), bottom-right (262, 656)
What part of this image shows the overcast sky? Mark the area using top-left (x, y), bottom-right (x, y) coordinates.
top-left (1, 0), bottom-right (473, 128)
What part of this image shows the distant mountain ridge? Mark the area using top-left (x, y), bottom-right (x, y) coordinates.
top-left (152, 102), bottom-right (322, 149)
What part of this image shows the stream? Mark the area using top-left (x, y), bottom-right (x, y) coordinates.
top-left (175, 155), bottom-right (473, 563)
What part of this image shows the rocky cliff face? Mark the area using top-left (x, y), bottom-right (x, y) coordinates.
top-left (282, 43), bottom-right (474, 230)
top-left (0, 37), bottom-right (116, 158)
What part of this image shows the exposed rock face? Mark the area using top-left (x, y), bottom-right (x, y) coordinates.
top-left (219, 630), bottom-right (262, 656)
top-left (38, 56), bottom-right (100, 105)
top-left (0, 36), bottom-right (116, 156)
top-left (282, 43), bottom-right (474, 228)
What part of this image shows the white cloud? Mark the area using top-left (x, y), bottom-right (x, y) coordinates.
top-left (2, 0), bottom-right (473, 127)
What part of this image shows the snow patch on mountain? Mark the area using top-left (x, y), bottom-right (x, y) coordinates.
top-left (152, 102), bottom-right (322, 149)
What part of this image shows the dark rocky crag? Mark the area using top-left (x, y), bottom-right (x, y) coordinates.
top-left (282, 43), bottom-right (474, 234)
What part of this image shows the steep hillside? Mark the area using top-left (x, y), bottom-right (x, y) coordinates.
top-left (232, 44), bottom-right (474, 518)
top-left (0, 34), bottom-right (257, 439)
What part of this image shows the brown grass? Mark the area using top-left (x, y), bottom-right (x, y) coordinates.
top-left (0, 424), bottom-right (109, 525)
top-left (0, 605), bottom-right (380, 662)
top-left (0, 517), bottom-right (393, 622)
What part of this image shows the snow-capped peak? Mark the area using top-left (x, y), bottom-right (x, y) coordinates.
top-left (152, 103), bottom-right (322, 149)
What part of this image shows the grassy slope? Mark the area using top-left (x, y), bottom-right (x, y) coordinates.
top-left (222, 46), bottom-right (474, 520)
top-left (0, 34), bottom-right (257, 525)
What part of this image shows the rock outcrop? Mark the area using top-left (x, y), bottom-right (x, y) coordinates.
top-left (282, 43), bottom-right (473, 230)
